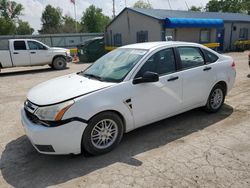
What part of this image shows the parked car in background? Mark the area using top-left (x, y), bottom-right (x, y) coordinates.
top-left (77, 37), bottom-right (106, 63)
top-left (0, 39), bottom-right (72, 71)
top-left (21, 41), bottom-right (236, 155)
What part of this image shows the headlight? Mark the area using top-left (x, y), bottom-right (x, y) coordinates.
top-left (34, 100), bottom-right (74, 121)
top-left (66, 50), bottom-right (70, 56)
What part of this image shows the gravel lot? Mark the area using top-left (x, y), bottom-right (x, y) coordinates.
top-left (0, 51), bottom-right (249, 188)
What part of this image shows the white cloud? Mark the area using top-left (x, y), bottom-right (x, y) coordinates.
top-left (15, 0), bottom-right (209, 32)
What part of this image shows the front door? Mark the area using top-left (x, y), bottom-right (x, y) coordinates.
top-left (12, 40), bottom-right (30, 67)
top-left (131, 48), bottom-right (183, 128)
top-left (27, 40), bottom-right (51, 65)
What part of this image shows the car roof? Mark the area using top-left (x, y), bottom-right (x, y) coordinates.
top-left (120, 41), bottom-right (203, 50)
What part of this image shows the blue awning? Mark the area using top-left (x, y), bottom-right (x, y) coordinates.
top-left (165, 18), bottom-right (224, 28)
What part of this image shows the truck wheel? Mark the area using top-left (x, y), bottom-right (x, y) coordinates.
top-left (52, 57), bottom-right (66, 70)
top-left (82, 112), bottom-right (124, 155)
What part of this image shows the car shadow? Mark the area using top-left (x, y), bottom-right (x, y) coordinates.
top-left (247, 74), bottom-right (250, 78)
top-left (0, 104), bottom-right (233, 188)
top-left (0, 67), bottom-right (69, 77)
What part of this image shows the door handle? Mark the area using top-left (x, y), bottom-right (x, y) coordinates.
top-left (167, 76), bottom-right (179, 82)
top-left (13, 52), bottom-right (19, 54)
top-left (203, 67), bottom-right (212, 71)
top-left (30, 52), bottom-right (36, 54)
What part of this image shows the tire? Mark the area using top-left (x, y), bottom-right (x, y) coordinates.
top-left (82, 112), bottom-right (124, 155)
top-left (205, 84), bottom-right (225, 113)
top-left (52, 57), bottom-right (66, 70)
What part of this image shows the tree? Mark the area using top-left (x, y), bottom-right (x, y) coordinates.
top-left (189, 6), bottom-right (202, 12)
top-left (16, 20), bottom-right (34, 35)
top-left (39, 5), bottom-right (63, 34)
top-left (0, 16), bottom-right (15, 35)
top-left (0, 0), bottom-right (23, 19)
top-left (205, 0), bottom-right (249, 14)
top-left (61, 15), bottom-right (81, 33)
top-left (81, 5), bottom-right (110, 33)
top-left (242, 0), bottom-right (250, 15)
top-left (133, 0), bottom-right (152, 9)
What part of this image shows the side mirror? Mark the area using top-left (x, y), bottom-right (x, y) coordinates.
top-left (133, 71), bottom-right (159, 85)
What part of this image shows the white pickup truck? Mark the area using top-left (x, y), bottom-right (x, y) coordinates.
top-left (0, 39), bottom-right (72, 71)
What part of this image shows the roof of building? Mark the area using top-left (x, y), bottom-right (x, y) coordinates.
top-left (128, 8), bottom-right (250, 22)
top-left (120, 41), bottom-right (204, 50)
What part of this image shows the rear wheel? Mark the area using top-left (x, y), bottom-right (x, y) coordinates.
top-left (82, 112), bottom-right (124, 155)
top-left (205, 84), bottom-right (225, 113)
top-left (52, 57), bottom-right (66, 70)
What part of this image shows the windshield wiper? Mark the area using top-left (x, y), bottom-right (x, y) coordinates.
top-left (82, 73), bottom-right (103, 81)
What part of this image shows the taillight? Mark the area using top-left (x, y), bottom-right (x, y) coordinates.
top-left (231, 61), bottom-right (235, 68)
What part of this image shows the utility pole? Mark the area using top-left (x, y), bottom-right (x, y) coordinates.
top-left (112, 0), bottom-right (115, 18)
top-left (74, 0), bottom-right (77, 32)
top-left (167, 0), bottom-right (172, 10)
top-left (185, 1), bottom-right (190, 10)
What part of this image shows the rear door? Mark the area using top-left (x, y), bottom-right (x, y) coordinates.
top-left (176, 46), bottom-right (217, 108)
top-left (27, 40), bottom-right (51, 65)
top-left (12, 40), bottom-right (30, 66)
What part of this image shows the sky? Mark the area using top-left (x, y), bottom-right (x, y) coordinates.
top-left (15, 0), bottom-right (210, 33)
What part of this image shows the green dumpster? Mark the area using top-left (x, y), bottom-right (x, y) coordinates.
top-left (77, 37), bottom-right (106, 63)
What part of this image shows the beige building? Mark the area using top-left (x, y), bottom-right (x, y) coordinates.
top-left (105, 8), bottom-right (250, 51)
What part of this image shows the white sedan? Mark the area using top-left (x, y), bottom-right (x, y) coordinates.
top-left (21, 42), bottom-right (236, 155)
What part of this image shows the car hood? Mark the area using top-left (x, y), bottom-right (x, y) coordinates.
top-left (27, 73), bottom-right (115, 106)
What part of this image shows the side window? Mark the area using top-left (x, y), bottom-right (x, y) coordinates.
top-left (14, 41), bottom-right (26, 50)
top-left (0, 39), bottom-right (9, 50)
top-left (28, 41), bottom-right (46, 50)
top-left (136, 48), bottom-right (176, 77)
top-left (203, 49), bottom-right (218, 63)
top-left (178, 47), bottom-right (205, 70)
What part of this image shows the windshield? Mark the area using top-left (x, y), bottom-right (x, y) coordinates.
top-left (80, 48), bottom-right (147, 82)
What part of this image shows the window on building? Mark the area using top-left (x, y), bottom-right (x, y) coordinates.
top-left (200, 29), bottom-right (211, 43)
top-left (114, 33), bottom-right (122, 47)
top-left (239, 28), bottom-right (248, 40)
top-left (178, 47), bottom-right (205, 70)
top-left (14, 41), bottom-right (26, 50)
top-left (137, 31), bottom-right (148, 43)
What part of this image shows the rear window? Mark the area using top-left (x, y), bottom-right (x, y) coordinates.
top-left (0, 39), bottom-right (9, 50)
top-left (203, 49), bottom-right (218, 63)
top-left (178, 47), bottom-right (205, 70)
top-left (14, 41), bottom-right (26, 50)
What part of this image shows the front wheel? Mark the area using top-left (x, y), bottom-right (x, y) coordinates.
top-left (205, 84), bottom-right (225, 113)
top-left (51, 57), bottom-right (66, 70)
top-left (82, 112), bottom-right (124, 155)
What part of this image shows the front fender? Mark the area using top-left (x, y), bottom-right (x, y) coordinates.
top-left (63, 91), bottom-right (135, 133)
